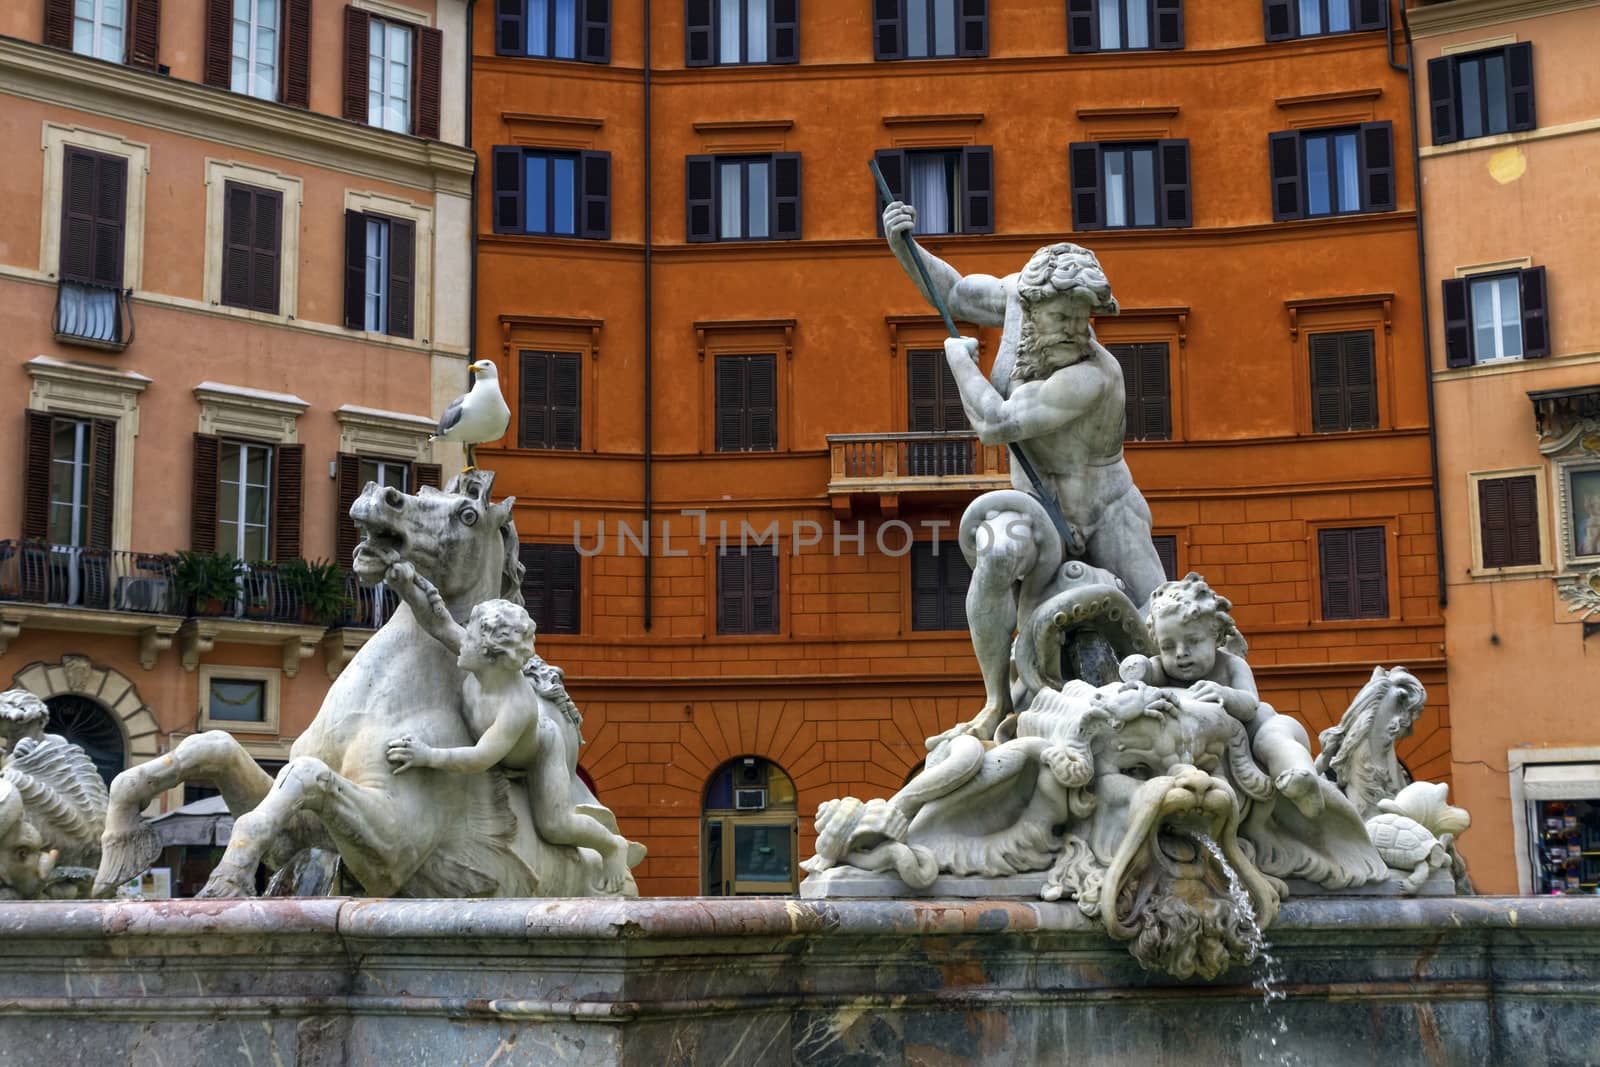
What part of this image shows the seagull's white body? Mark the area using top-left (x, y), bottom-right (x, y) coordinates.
top-left (432, 360), bottom-right (510, 447)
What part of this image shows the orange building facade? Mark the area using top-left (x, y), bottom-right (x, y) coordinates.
top-left (1406, 0), bottom-right (1600, 894)
top-left (476, 0), bottom-right (1452, 895)
top-left (0, 0), bottom-right (474, 888)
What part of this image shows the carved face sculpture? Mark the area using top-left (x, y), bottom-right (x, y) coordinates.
top-left (1151, 614), bottom-right (1220, 684)
top-left (0, 783), bottom-right (54, 899)
top-left (1014, 293), bottom-right (1096, 382)
top-left (0, 690), bottom-right (50, 756)
top-left (349, 475), bottom-right (517, 604)
top-left (459, 600), bottom-right (537, 674)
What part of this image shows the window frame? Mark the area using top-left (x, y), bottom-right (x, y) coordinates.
top-left (198, 663), bottom-right (282, 735)
top-left (1467, 271), bottom-right (1524, 363)
top-left (909, 540), bottom-right (971, 632)
top-left (1467, 468), bottom-right (1549, 577)
top-left (517, 349), bottom-right (584, 450)
top-left (715, 545), bottom-right (781, 635)
top-left (47, 416), bottom-right (93, 548)
top-left (714, 352), bottom-right (780, 453)
top-left (217, 438), bottom-right (275, 563)
top-left (202, 160), bottom-right (302, 322)
top-left (1428, 43), bottom-right (1536, 147)
top-left (1268, 122), bottom-right (1394, 222)
top-left (1307, 328), bottom-right (1379, 434)
top-left (493, 146), bottom-right (612, 240)
top-left (496, 0), bottom-right (611, 63)
top-left (367, 16), bottom-right (415, 135)
top-left (518, 541), bottom-right (583, 635)
top-left (872, 0), bottom-right (987, 61)
top-left (343, 190), bottom-right (432, 343)
top-left (72, 0), bottom-right (128, 63)
top-left (1315, 523), bottom-right (1390, 622)
top-left (1106, 341), bottom-right (1172, 442)
top-left (1264, 0), bottom-right (1385, 42)
top-left (686, 152), bottom-right (801, 243)
top-left (1070, 139), bottom-right (1190, 232)
top-left (232, 0), bottom-right (283, 102)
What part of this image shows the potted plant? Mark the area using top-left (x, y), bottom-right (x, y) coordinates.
top-left (280, 558), bottom-right (349, 626)
top-left (173, 551), bottom-right (245, 616)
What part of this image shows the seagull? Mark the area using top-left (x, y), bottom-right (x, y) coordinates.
top-left (431, 359), bottom-right (510, 470)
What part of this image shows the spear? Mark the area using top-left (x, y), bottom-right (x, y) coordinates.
top-left (869, 160), bottom-right (1076, 553)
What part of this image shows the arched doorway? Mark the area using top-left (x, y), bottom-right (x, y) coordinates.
top-left (44, 694), bottom-right (126, 786)
top-left (702, 756), bottom-right (799, 896)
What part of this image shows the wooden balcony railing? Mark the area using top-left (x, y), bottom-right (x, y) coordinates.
top-left (826, 432), bottom-right (1012, 497)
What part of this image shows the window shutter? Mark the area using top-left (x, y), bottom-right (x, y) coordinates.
top-left (1309, 333), bottom-right (1344, 432)
top-left (414, 25), bottom-right (443, 139)
top-left (1343, 331), bottom-right (1377, 429)
top-left (412, 462), bottom-right (442, 489)
top-left (715, 356), bottom-right (746, 450)
top-left (519, 350), bottom-right (550, 448)
top-left (686, 155), bottom-right (717, 241)
top-left (1441, 277), bottom-right (1472, 367)
top-left (1352, 0), bottom-right (1385, 32)
top-left (92, 153), bottom-right (127, 287)
top-left (549, 546), bottom-right (581, 633)
top-left (335, 453), bottom-right (363, 567)
top-left (43, 0), bottom-right (73, 49)
top-left (1138, 344), bottom-right (1170, 440)
top-left (685, 0), bottom-right (714, 65)
top-left (1506, 42), bottom-right (1535, 133)
top-left (1066, 0), bottom-right (1097, 52)
top-left (873, 149), bottom-right (906, 234)
top-left (204, 0), bottom-right (232, 87)
top-left (749, 549), bottom-right (778, 633)
top-left (273, 443), bottom-right (304, 562)
top-left (939, 356), bottom-right (967, 433)
top-left (957, 0), bottom-right (987, 57)
top-left (1318, 528), bottom-right (1352, 619)
top-left (1358, 121), bottom-right (1395, 213)
top-left (496, 0), bottom-right (525, 54)
top-left (343, 210), bottom-right (366, 330)
top-left (1520, 266), bottom-right (1549, 359)
top-left (1152, 535), bottom-right (1178, 581)
top-left (1426, 56), bottom-right (1457, 146)
top-left (191, 434), bottom-right (220, 553)
top-left (1157, 139), bottom-right (1191, 228)
top-left (342, 6), bottom-right (371, 124)
top-left (772, 153), bottom-right (802, 240)
top-left (22, 411), bottom-right (53, 543)
top-left (1507, 476), bottom-right (1540, 567)
top-left (747, 354), bottom-right (777, 451)
top-left (519, 543), bottom-right (548, 625)
top-left (250, 188), bottom-right (282, 314)
top-left (1263, 0), bottom-right (1294, 42)
top-left (61, 148), bottom-right (126, 287)
top-left (282, 0), bottom-right (312, 107)
top-left (551, 353), bottom-right (581, 449)
top-left (911, 546), bottom-right (941, 630)
top-left (221, 182), bottom-right (255, 310)
top-left (945, 550), bottom-right (970, 631)
top-left (1268, 131), bottom-right (1302, 221)
top-left (1069, 142), bottom-right (1101, 230)
top-left (88, 418), bottom-right (116, 551)
top-left (579, 151), bottom-right (611, 240)
top-left (907, 349), bottom-right (939, 432)
top-left (579, 0), bottom-right (610, 63)
top-left (1478, 477), bottom-right (1510, 568)
top-left (1153, 0), bottom-right (1183, 49)
top-left (1353, 526), bottom-right (1388, 618)
top-left (128, 0), bottom-right (161, 70)
top-left (873, 0), bottom-right (903, 61)
top-left (717, 549), bottom-right (748, 633)
top-left (770, 0), bottom-right (799, 63)
top-left (960, 146), bottom-right (994, 234)
top-left (387, 217), bottom-right (415, 339)
top-left (493, 146), bottom-right (524, 234)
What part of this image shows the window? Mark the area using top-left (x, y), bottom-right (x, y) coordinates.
top-left (1442, 268), bottom-right (1549, 367)
top-left (1067, 0), bottom-right (1183, 52)
top-left (23, 412), bottom-right (114, 552)
top-left (1318, 525), bottom-right (1387, 620)
top-left (1071, 141), bottom-right (1190, 231)
top-left (45, 695), bottom-right (125, 786)
top-left (873, 147), bottom-right (993, 236)
top-left (1107, 343), bottom-right (1170, 441)
top-left (231, 0), bottom-right (279, 100)
top-left (715, 354), bottom-right (778, 452)
top-left (685, 0), bottom-right (798, 65)
top-left (495, 0), bottom-right (611, 63)
top-left (872, 0), bottom-right (986, 60)
top-left (368, 18), bottom-right (413, 134)
top-left (685, 155), bottom-right (802, 242)
top-left (56, 145), bottom-right (129, 345)
top-left (343, 210), bottom-right (415, 337)
top-left (49, 418), bottom-right (91, 547)
top-left (717, 546), bottom-right (779, 634)
top-left (220, 181), bottom-right (282, 314)
top-left (208, 678), bottom-right (267, 723)
top-left (1269, 123), bottom-right (1394, 221)
top-left (72, 0), bottom-right (126, 62)
top-left (1152, 534), bottom-right (1178, 580)
top-left (702, 757), bottom-right (799, 895)
top-left (910, 541), bottom-right (971, 631)
top-left (1478, 475), bottom-right (1541, 570)
top-left (906, 348), bottom-right (972, 474)
top-left (193, 433), bottom-right (302, 562)
top-left (1308, 330), bottom-right (1377, 433)
top-left (518, 350), bottom-right (582, 449)
top-left (343, 8), bottom-right (442, 138)
top-left (198, 664), bottom-right (281, 733)
top-left (1263, 0), bottom-right (1385, 41)
top-left (1428, 44), bottom-right (1535, 146)
top-left (492, 147), bottom-right (612, 239)
top-left (218, 440), bottom-right (273, 562)
top-left (519, 542), bottom-right (581, 634)
top-left (358, 458), bottom-right (409, 493)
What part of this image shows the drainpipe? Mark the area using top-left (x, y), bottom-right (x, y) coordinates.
top-left (1399, 4), bottom-right (1448, 607)
top-left (466, 0), bottom-right (479, 378)
top-left (642, 0), bottom-right (655, 630)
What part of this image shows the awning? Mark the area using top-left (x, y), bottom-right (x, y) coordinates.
top-left (1523, 763), bottom-right (1600, 801)
top-left (150, 794), bottom-right (235, 847)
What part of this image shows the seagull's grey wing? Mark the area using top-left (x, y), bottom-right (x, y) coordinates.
top-left (437, 394), bottom-right (467, 436)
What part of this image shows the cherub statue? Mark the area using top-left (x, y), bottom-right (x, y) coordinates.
top-left (0, 688), bottom-right (109, 898)
top-left (1119, 574), bottom-right (1323, 818)
top-left (382, 563), bottom-right (641, 894)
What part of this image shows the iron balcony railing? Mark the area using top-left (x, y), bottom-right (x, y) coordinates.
top-left (826, 431), bottom-right (1012, 486)
top-left (0, 541), bottom-right (174, 613)
top-left (53, 280), bottom-right (135, 351)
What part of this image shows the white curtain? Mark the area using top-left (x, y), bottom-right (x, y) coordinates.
top-left (909, 155), bottom-right (951, 235)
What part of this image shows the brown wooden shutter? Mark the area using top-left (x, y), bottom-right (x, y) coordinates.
top-left (334, 453), bottom-right (363, 567)
top-left (944, 548), bottom-right (970, 631)
top-left (128, 0), bottom-right (161, 70)
top-left (1269, 131), bottom-right (1302, 221)
top-left (685, 0), bottom-right (713, 66)
top-left (907, 349), bottom-right (939, 433)
top-left (715, 356), bottom-right (746, 451)
top-left (388, 217), bottom-right (415, 339)
top-left (960, 146), bottom-right (994, 234)
top-left (191, 433), bottom-right (220, 553)
top-left (1480, 477), bottom-right (1541, 569)
top-left (342, 6), bottom-right (371, 124)
top-left (519, 350), bottom-right (550, 448)
top-left (222, 183), bottom-right (253, 307)
top-left (1507, 476), bottom-right (1540, 566)
top-left (1066, 0), bottom-right (1096, 52)
top-left (1153, 0), bottom-right (1183, 48)
top-left (1358, 122), bottom-right (1395, 213)
top-left (772, 153), bottom-right (801, 240)
top-left (551, 353), bottom-right (581, 450)
top-left (60, 148), bottom-right (127, 287)
top-left (1507, 42), bottom-right (1536, 133)
top-left (1521, 266), bottom-right (1550, 358)
top-left (579, 0), bottom-right (610, 63)
top-left (686, 155), bottom-right (716, 241)
top-left (1343, 331), bottom-right (1377, 429)
top-left (1442, 278), bottom-right (1472, 368)
top-left (1263, 0), bottom-right (1294, 41)
top-left (1069, 142), bottom-right (1101, 230)
top-left (273, 443), bottom-right (304, 561)
top-left (1157, 139), bottom-right (1191, 228)
top-left (204, 0), bottom-right (232, 87)
top-left (1352, 526), bottom-right (1388, 618)
top-left (1318, 528), bottom-right (1352, 620)
top-left (343, 210), bottom-right (366, 329)
top-left (221, 182), bottom-right (281, 313)
top-left (770, 0), bottom-right (798, 63)
top-left (717, 548), bottom-right (748, 633)
top-left (1427, 56), bottom-right (1457, 146)
top-left (1309, 334), bottom-right (1343, 433)
top-left (22, 411), bottom-right (53, 543)
top-left (873, 149), bottom-right (906, 234)
top-left (88, 418), bottom-right (116, 550)
top-left (873, 0), bottom-right (903, 60)
top-left (579, 151), bottom-right (611, 240)
top-left (412, 462), bottom-right (442, 489)
top-left (43, 0), bottom-right (73, 49)
top-left (1137, 344), bottom-right (1170, 440)
top-left (956, 0), bottom-right (987, 57)
top-left (910, 544), bottom-right (941, 630)
top-left (414, 25), bottom-right (442, 139)
top-left (519, 542), bottom-right (547, 622)
top-left (749, 548), bottom-right (778, 633)
top-left (549, 546), bottom-right (581, 633)
top-left (492, 146), bottom-right (524, 233)
top-left (282, 0), bottom-right (312, 107)
top-left (1152, 535), bottom-right (1178, 581)
top-left (747, 354), bottom-right (777, 451)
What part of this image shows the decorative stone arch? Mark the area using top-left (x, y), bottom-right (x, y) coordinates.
top-left (10, 655), bottom-right (161, 767)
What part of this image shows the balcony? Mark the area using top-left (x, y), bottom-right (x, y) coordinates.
top-left (53, 281), bottom-right (134, 352)
top-left (826, 432), bottom-right (1012, 515)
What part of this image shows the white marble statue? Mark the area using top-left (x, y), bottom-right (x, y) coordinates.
top-left (0, 688), bottom-right (109, 899)
top-left (94, 471), bottom-right (642, 899)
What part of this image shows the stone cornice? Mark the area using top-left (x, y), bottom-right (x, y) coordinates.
top-left (1406, 0), bottom-right (1600, 38)
top-left (0, 36), bottom-right (474, 196)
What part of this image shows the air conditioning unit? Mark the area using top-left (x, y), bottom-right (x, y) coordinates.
top-left (734, 788), bottom-right (767, 811)
top-left (116, 577), bottom-right (171, 614)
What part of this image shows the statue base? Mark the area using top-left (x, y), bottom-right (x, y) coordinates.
top-left (800, 865), bottom-right (1459, 899)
